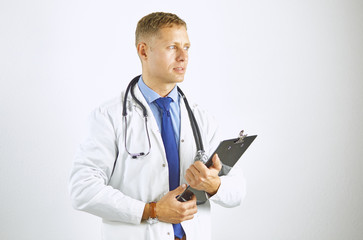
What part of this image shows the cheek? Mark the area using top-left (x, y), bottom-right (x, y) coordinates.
top-left (149, 50), bottom-right (176, 71)
top-left (159, 51), bottom-right (175, 64)
top-left (152, 54), bottom-right (170, 68)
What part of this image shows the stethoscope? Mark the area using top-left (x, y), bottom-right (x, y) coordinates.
top-left (111, 75), bottom-right (208, 177)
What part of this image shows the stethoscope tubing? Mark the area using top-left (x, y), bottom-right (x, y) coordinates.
top-left (110, 75), bottom-right (204, 179)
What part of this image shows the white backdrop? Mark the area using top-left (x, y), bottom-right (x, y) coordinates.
top-left (1, 0), bottom-right (362, 239)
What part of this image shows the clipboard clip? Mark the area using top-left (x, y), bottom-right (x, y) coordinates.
top-left (234, 130), bottom-right (248, 144)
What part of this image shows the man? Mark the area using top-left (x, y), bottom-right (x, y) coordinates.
top-left (69, 12), bottom-right (246, 240)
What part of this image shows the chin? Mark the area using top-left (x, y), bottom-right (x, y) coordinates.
top-left (176, 77), bottom-right (185, 83)
top-left (173, 74), bottom-right (186, 83)
top-left (162, 72), bottom-right (186, 84)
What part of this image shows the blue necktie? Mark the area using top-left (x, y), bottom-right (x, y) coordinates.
top-left (154, 97), bottom-right (185, 238)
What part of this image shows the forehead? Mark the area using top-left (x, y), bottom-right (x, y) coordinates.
top-left (153, 26), bottom-right (190, 44)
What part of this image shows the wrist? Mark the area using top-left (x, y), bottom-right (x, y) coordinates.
top-left (146, 202), bottom-right (159, 224)
top-left (208, 177), bottom-right (221, 196)
top-left (150, 202), bottom-right (157, 218)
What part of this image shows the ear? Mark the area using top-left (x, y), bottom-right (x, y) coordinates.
top-left (137, 42), bottom-right (148, 61)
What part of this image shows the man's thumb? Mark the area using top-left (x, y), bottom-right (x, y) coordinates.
top-left (173, 184), bottom-right (187, 195)
top-left (212, 154), bottom-right (222, 171)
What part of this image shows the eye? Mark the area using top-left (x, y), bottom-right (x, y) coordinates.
top-left (184, 46), bottom-right (190, 51)
top-left (168, 45), bottom-right (176, 50)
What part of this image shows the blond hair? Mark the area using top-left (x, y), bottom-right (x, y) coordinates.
top-left (135, 12), bottom-right (187, 46)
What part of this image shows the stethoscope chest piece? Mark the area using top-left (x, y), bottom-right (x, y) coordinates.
top-left (194, 150), bottom-right (208, 164)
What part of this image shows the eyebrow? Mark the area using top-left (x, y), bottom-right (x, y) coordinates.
top-left (170, 42), bottom-right (191, 46)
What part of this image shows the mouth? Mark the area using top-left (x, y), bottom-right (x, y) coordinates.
top-left (173, 67), bottom-right (185, 73)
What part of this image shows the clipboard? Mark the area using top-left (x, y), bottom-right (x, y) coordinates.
top-left (177, 131), bottom-right (257, 204)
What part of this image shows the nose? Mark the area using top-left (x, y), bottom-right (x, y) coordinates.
top-left (176, 48), bottom-right (188, 62)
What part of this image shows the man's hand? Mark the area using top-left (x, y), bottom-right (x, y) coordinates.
top-left (156, 184), bottom-right (198, 224)
top-left (185, 154), bottom-right (222, 196)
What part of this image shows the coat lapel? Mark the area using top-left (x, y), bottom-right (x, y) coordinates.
top-left (179, 94), bottom-right (196, 184)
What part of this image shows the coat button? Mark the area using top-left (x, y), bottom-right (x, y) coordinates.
top-left (181, 139), bottom-right (184, 143)
top-left (162, 163), bottom-right (166, 167)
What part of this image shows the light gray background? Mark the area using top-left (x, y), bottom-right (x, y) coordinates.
top-left (1, 0), bottom-right (362, 239)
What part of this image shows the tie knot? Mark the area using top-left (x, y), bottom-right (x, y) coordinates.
top-left (155, 97), bottom-right (172, 112)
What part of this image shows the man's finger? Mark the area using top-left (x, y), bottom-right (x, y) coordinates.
top-left (190, 164), bottom-right (204, 179)
top-left (183, 194), bottom-right (197, 208)
top-left (193, 160), bottom-right (208, 172)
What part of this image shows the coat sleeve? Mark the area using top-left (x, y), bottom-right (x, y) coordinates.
top-left (209, 164), bottom-right (246, 208)
top-left (195, 106), bottom-right (247, 208)
top-left (68, 107), bottom-right (145, 224)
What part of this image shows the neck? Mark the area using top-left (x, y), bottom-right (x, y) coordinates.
top-left (142, 75), bottom-right (176, 97)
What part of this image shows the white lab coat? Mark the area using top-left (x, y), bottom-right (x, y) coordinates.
top-left (69, 84), bottom-right (246, 240)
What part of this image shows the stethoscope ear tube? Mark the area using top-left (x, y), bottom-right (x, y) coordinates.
top-left (124, 76), bottom-right (204, 153)
top-left (122, 75), bottom-right (142, 117)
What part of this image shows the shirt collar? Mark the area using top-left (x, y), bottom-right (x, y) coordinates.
top-left (138, 75), bottom-right (179, 104)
